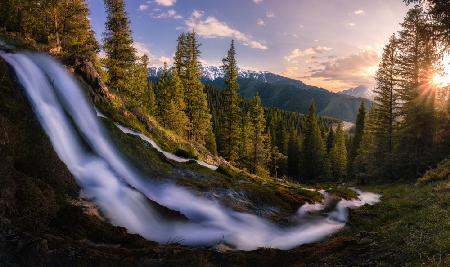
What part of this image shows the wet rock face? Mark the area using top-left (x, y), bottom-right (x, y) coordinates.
top-left (0, 58), bottom-right (79, 230)
top-left (72, 56), bottom-right (111, 99)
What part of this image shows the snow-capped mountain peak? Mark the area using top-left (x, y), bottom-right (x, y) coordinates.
top-left (339, 85), bottom-right (374, 100)
top-left (149, 65), bottom-right (274, 83)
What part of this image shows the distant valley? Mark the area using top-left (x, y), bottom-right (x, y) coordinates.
top-left (150, 66), bottom-right (371, 122)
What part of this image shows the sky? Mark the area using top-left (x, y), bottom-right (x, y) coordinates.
top-left (86, 0), bottom-right (410, 92)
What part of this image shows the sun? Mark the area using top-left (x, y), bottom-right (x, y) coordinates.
top-left (432, 53), bottom-right (450, 88)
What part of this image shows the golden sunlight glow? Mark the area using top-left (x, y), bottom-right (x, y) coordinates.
top-left (432, 53), bottom-right (450, 88)
top-left (365, 65), bottom-right (378, 77)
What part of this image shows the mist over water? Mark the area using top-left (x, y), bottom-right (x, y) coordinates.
top-left (1, 52), bottom-right (380, 250)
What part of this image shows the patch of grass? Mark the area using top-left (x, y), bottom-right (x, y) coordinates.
top-left (175, 148), bottom-right (198, 159)
top-left (216, 165), bottom-right (238, 178)
top-left (337, 183), bottom-right (450, 266)
top-left (417, 158), bottom-right (450, 185)
top-left (327, 186), bottom-right (359, 200)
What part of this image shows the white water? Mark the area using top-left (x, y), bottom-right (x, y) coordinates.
top-left (1, 52), bottom-right (380, 250)
top-left (114, 123), bottom-right (218, 170)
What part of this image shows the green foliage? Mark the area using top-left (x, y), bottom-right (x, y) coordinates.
top-left (183, 33), bottom-right (214, 145)
top-left (330, 123), bottom-right (348, 180)
top-left (394, 7), bottom-right (438, 178)
top-left (302, 102), bottom-right (329, 181)
top-left (287, 130), bottom-right (302, 178)
top-left (348, 102), bottom-right (366, 177)
top-left (219, 40), bottom-right (242, 162)
top-left (155, 66), bottom-right (190, 137)
top-left (248, 96), bottom-right (270, 176)
top-left (417, 158), bottom-right (450, 184)
top-left (103, 0), bottom-right (138, 98)
top-left (0, 0), bottom-right (98, 62)
top-left (356, 6), bottom-right (449, 182)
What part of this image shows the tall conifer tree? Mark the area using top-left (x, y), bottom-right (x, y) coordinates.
top-left (184, 32), bottom-right (214, 145)
top-left (249, 95), bottom-right (270, 176)
top-left (103, 0), bottom-right (136, 95)
top-left (330, 123), bottom-right (348, 180)
top-left (302, 102), bottom-right (328, 180)
top-left (348, 102), bottom-right (366, 177)
top-left (219, 40), bottom-right (242, 162)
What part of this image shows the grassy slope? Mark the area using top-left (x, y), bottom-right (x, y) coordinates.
top-left (294, 183), bottom-right (450, 266)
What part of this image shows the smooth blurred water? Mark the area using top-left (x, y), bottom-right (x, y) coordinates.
top-left (1, 52), bottom-right (380, 250)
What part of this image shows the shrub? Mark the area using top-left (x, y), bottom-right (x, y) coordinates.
top-left (417, 158), bottom-right (450, 184)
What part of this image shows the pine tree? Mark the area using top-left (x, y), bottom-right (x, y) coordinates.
top-left (395, 7), bottom-right (437, 178)
top-left (269, 145), bottom-right (287, 178)
top-left (370, 35), bottom-right (401, 179)
top-left (60, 0), bottom-right (99, 63)
top-left (166, 69), bottom-right (190, 137)
top-left (156, 63), bottom-right (171, 127)
top-left (103, 0), bottom-right (136, 95)
top-left (141, 55), bottom-right (157, 116)
top-left (249, 95), bottom-right (270, 176)
top-left (184, 32), bottom-right (214, 145)
top-left (348, 102), bottom-right (366, 177)
top-left (326, 126), bottom-right (334, 154)
top-left (330, 123), bottom-right (348, 180)
top-left (0, 0), bottom-right (98, 62)
top-left (155, 65), bottom-right (189, 137)
top-left (173, 33), bottom-right (188, 79)
top-left (405, 0), bottom-right (450, 44)
top-left (287, 130), bottom-right (302, 178)
top-left (302, 101), bottom-right (328, 180)
top-left (353, 108), bottom-right (378, 183)
top-left (219, 40), bottom-right (242, 162)
top-left (238, 106), bottom-right (253, 170)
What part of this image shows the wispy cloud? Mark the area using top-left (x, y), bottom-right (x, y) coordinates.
top-left (266, 10), bottom-right (275, 18)
top-left (285, 46), bottom-right (332, 62)
top-left (154, 0), bottom-right (176, 7)
top-left (354, 9), bottom-right (365, 16)
top-left (307, 48), bottom-right (379, 88)
top-left (347, 22), bottom-right (356, 27)
top-left (253, 0), bottom-right (263, 4)
top-left (256, 18), bottom-right (265, 26)
top-left (192, 9), bottom-right (204, 19)
top-left (133, 42), bottom-right (172, 66)
top-left (185, 11), bottom-right (268, 50)
top-left (139, 4), bottom-right (149, 11)
top-left (152, 9), bottom-right (182, 19)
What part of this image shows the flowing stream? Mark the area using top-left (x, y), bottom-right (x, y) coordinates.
top-left (1, 52), bottom-right (380, 250)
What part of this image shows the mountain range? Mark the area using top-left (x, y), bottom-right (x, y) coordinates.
top-left (149, 66), bottom-right (371, 122)
top-left (339, 85), bottom-right (374, 100)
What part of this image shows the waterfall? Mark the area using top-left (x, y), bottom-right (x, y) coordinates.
top-left (1, 52), bottom-right (380, 250)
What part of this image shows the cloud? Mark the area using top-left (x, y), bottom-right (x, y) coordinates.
top-left (154, 0), bottom-right (176, 6)
top-left (192, 9), bottom-right (204, 19)
top-left (185, 14), bottom-right (268, 50)
top-left (152, 9), bottom-right (182, 19)
top-left (256, 18), bottom-right (265, 26)
top-left (307, 48), bottom-right (380, 88)
top-left (253, 0), bottom-right (263, 4)
top-left (354, 9), bottom-right (365, 16)
top-left (133, 42), bottom-right (172, 66)
top-left (347, 22), bottom-right (356, 27)
top-left (133, 42), bottom-right (151, 57)
top-left (266, 10), bottom-right (275, 18)
top-left (285, 46), bottom-right (332, 62)
top-left (139, 5), bottom-right (149, 11)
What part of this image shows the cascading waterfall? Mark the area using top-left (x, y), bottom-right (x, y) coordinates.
top-left (1, 52), bottom-right (380, 250)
